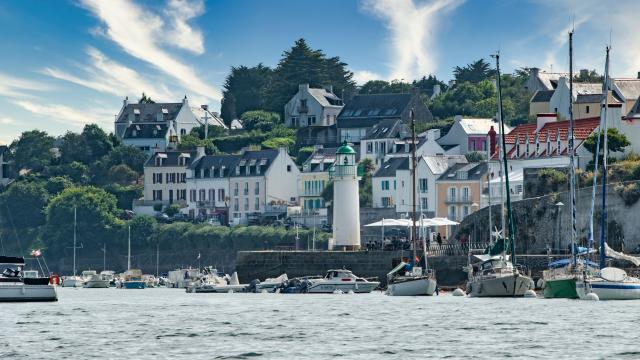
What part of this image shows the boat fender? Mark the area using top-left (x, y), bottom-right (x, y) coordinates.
top-left (452, 288), bottom-right (466, 297)
top-left (537, 279), bottom-right (545, 290)
top-left (524, 290), bottom-right (537, 298)
top-left (347, 290), bottom-right (354, 294)
top-left (584, 292), bottom-right (599, 301)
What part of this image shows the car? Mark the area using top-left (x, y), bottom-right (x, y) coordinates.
top-left (320, 223), bottom-right (332, 232)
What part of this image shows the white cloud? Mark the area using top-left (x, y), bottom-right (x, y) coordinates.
top-left (352, 69), bottom-right (385, 85)
top-left (361, 0), bottom-right (463, 80)
top-left (13, 100), bottom-right (114, 129)
top-left (0, 117), bottom-right (16, 125)
top-left (164, 0), bottom-right (205, 54)
top-left (42, 47), bottom-right (174, 101)
top-left (0, 73), bottom-right (52, 98)
top-left (80, 0), bottom-right (220, 101)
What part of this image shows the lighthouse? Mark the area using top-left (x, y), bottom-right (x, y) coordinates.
top-left (331, 141), bottom-right (361, 250)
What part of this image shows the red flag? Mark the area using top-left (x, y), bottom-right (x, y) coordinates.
top-left (30, 249), bottom-right (41, 257)
top-left (415, 255), bottom-right (420, 263)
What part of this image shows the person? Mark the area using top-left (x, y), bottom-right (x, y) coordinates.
top-left (436, 232), bottom-right (442, 247)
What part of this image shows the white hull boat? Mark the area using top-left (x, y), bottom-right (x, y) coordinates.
top-left (61, 276), bottom-right (84, 288)
top-left (187, 271), bottom-right (247, 293)
top-left (576, 267), bottom-right (640, 300)
top-left (306, 269), bottom-right (379, 294)
top-left (255, 274), bottom-right (288, 293)
top-left (82, 270), bottom-right (109, 288)
top-left (387, 276), bottom-right (437, 296)
top-left (0, 258), bottom-right (57, 302)
top-left (467, 256), bottom-right (534, 297)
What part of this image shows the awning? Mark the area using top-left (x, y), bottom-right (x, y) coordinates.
top-left (364, 219), bottom-right (411, 227)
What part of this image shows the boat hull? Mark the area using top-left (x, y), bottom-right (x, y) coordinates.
top-left (0, 284), bottom-right (58, 302)
top-left (467, 274), bottom-right (534, 297)
top-left (123, 281), bottom-right (146, 289)
top-left (543, 277), bottom-right (577, 299)
top-left (61, 278), bottom-right (83, 287)
top-left (576, 280), bottom-right (640, 300)
top-left (387, 277), bottom-right (436, 296)
top-left (187, 284), bottom-right (247, 293)
top-left (83, 280), bottom-right (110, 288)
top-left (306, 281), bottom-right (379, 294)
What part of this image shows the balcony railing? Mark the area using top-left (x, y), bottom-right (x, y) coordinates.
top-left (445, 196), bottom-right (472, 205)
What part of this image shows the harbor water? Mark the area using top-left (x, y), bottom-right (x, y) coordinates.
top-left (2, 288), bottom-right (640, 359)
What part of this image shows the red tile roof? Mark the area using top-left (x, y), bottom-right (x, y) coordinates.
top-left (505, 117), bottom-right (600, 144)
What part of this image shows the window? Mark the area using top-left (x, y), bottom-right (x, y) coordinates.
top-left (235, 166), bottom-right (240, 175)
top-left (449, 187), bottom-right (456, 202)
top-left (381, 197), bottom-right (392, 207)
top-left (234, 183), bottom-right (238, 196)
top-left (233, 199), bottom-right (239, 212)
top-left (462, 205), bottom-right (470, 218)
top-left (469, 139), bottom-right (475, 151)
top-left (449, 206), bottom-right (457, 220)
top-left (255, 197), bottom-right (260, 211)
top-left (199, 189), bottom-right (205, 201)
top-left (255, 182), bottom-right (260, 195)
top-left (218, 189), bottom-right (225, 202)
top-left (209, 189), bottom-right (215, 203)
top-left (547, 141), bottom-right (551, 156)
top-left (307, 116), bottom-right (316, 126)
top-left (153, 190), bottom-right (162, 201)
top-left (462, 187), bottom-right (470, 202)
top-left (326, 115), bottom-right (330, 124)
top-left (420, 197), bottom-right (428, 210)
top-left (291, 117), bottom-right (298, 127)
top-left (190, 190), bottom-right (196, 202)
top-left (419, 178), bottom-right (428, 193)
top-left (393, 181), bottom-right (396, 190)
top-left (180, 129), bottom-right (186, 136)
top-left (381, 180), bottom-right (390, 190)
top-left (586, 105), bottom-right (590, 114)
top-left (366, 142), bottom-right (373, 154)
top-left (244, 198), bottom-right (249, 211)
top-left (287, 165), bottom-right (292, 172)
top-left (244, 182), bottom-right (249, 195)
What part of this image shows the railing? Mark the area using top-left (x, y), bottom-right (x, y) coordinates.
top-left (196, 201), bottom-right (216, 208)
top-left (133, 199), bottom-right (187, 207)
top-left (444, 197), bottom-right (473, 205)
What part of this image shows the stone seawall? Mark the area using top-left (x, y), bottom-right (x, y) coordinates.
top-left (236, 250), bottom-right (468, 286)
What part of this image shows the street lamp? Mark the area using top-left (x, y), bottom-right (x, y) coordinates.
top-left (554, 201), bottom-right (564, 253)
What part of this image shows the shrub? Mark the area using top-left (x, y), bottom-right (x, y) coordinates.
top-left (164, 204), bottom-right (181, 217)
top-left (615, 183), bottom-right (640, 207)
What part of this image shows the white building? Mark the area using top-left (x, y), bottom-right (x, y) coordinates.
top-left (187, 153), bottom-right (237, 223)
top-left (548, 77), bottom-right (601, 120)
top-left (284, 84), bottom-right (343, 128)
top-left (115, 96), bottom-right (221, 154)
top-left (437, 116), bottom-right (508, 155)
top-left (331, 143), bottom-right (361, 250)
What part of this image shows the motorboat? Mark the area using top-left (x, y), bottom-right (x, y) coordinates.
top-left (100, 271), bottom-right (116, 287)
top-left (122, 269), bottom-right (146, 289)
top-left (61, 275), bottom-right (84, 288)
top-left (187, 271), bottom-right (247, 293)
top-left (466, 255), bottom-right (534, 297)
top-left (0, 256), bottom-right (57, 302)
top-left (167, 268), bottom-right (200, 288)
top-left (143, 274), bottom-right (158, 288)
top-left (254, 274), bottom-right (288, 293)
top-left (82, 270), bottom-right (109, 288)
top-left (386, 262), bottom-right (436, 296)
top-left (306, 269), bottom-right (379, 294)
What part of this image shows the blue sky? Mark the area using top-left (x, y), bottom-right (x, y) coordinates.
top-left (1, 0), bottom-right (638, 144)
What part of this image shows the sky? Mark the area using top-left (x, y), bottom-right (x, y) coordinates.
top-left (1, 0), bottom-right (639, 145)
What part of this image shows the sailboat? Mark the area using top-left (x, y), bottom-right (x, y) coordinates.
top-left (542, 30), bottom-right (596, 298)
top-left (122, 225), bottom-right (145, 289)
top-left (575, 46), bottom-right (640, 300)
top-left (386, 109), bottom-right (437, 296)
top-left (466, 53), bottom-right (534, 297)
top-left (62, 207), bottom-right (83, 287)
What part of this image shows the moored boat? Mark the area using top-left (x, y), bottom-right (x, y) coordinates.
top-left (386, 262), bottom-right (436, 296)
top-left (122, 269), bottom-right (146, 289)
top-left (306, 269), bottom-right (379, 294)
top-left (0, 256), bottom-right (57, 302)
top-left (82, 270), bottom-right (109, 288)
top-left (467, 255), bottom-right (534, 297)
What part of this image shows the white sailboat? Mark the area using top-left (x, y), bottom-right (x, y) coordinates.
top-left (386, 109), bottom-right (437, 296)
top-left (62, 207), bottom-right (83, 288)
top-left (466, 52), bottom-right (534, 297)
top-left (576, 46), bottom-right (640, 300)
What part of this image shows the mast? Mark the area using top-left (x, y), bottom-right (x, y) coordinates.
top-left (127, 224), bottom-right (131, 271)
top-left (488, 168), bottom-right (493, 243)
top-left (599, 47), bottom-right (611, 269)
top-left (410, 109), bottom-right (418, 264)
top-left (494, 53), bottom-right (516, 266)
top-left (568, 30), bottom-right (577, 265)
top-left (73, 206), bottom-right (77, 277)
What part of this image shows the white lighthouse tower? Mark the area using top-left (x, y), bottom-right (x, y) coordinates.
top-left (331, 141), bottom-right (361, 250)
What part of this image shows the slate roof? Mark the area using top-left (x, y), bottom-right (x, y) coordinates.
top-left (229, 149), bottom-right (279, 177)
top-left (373, 157), bottom-right (409, 178)
top-left (0, 146), bottom-right (7, 157)
top-left (337, 93), bottom-right (412, 128)
top-left (613, 78), bottom-right (640, 100)
top-left (116, 102), bottom-right (183, 123)
top-left (123, 123), bottom-right (168, 139)
top-left (145, 150), bottom-right (198, 167)
top-left (531, 90), bottom-right (554, 103)
top-left (422, 155), bottom-right (454, 175)
top-left (438, 162), bottom-right (488, 181)
top-left (536, 72), bottom-right (568, 91)
top-left (575, 93), bottom-right (603, 104)
top-left (190, 155), bottom-right (239, 177)
top-left (363, 119), bottom-right (406, 140)
top-left (307, 88), bottom-right (343, 107)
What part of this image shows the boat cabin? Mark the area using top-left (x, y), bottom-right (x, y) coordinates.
top-left (324, 269), bottom-right (367, 282)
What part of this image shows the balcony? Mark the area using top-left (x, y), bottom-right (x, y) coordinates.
top-left (444, 196), bottom-right (473, 205)
top-left (133, 199), bottom-right (187, 207)
top-left (196, 201), bottom-right (217, 208)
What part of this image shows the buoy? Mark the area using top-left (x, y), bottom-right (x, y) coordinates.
top-left (333, 289), bottom-right (344, 294)
top-left (452, 288), bottom-right (466, 297)
top-left (347, 290), bottom-right (354, 294)
top-left (524, 290), bottom-right (537, 298)
top-left (584, 292), bottom-right (599, 301)
top-left (536, 279), bottom-right (545, 289)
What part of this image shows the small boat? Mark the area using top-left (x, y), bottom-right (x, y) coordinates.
top-left (577, 267), bottom-right (640, 300)
top-left (100, 271), bottom-right (116, 287)
top-left (386, 262), bottom-right (436, 296)
top-left (61, 276), bottom-right (84, 287)
top-left (187, 271), bottom-right (247, 293)
top-left (167, 268), bottom-right (200, 288)
top-left (467, 254), bottom-right (534, 297)
top-left (542, 258), bottom-right (598, 299)
top-left (122, 269), bottom-right (146, 289)
top-left (0, 256), bottom-right (57, 302)
top-left (306, 269), bottom-right (379, 294)
top-left (82, 270), bottom-right (109, 288)
top-left (248, 273), bottom-right (288, 293)
top-left (143, 274), bottom-right (158, 288)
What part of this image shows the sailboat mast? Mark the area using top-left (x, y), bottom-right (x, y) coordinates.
top-left (73, 206), bottom-right (77, 277)
top-left (568, 31), bottom-right (577, 265)
top-left (599, 47), bottom-right (611, 269)
top-left (127, 224), bottom-right (131, 271)
top-left (410, 109), bottom-right (418, 264)
top-left (494, 53), bottom-right (516, 265)
top-left (488, 171), bottom-right (492, 243)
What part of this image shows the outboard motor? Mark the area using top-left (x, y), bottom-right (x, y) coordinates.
top-left (247, 279), bottom-right (260, 293)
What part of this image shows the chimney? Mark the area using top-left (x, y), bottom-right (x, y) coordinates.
top-left (182, 95), bottom-right (188, 106)
top-left (488, 126), bottom-right (497, 157)
top-left (637, 71), bottom-right (640, 80)
top-left (432, 84), bottom-right (441, 97)
top-left (324, 85), bottom-right (334, 94)
top-left (536, 113), bottom-right (557, 132)
top-left (123, 96), bottom-right (129, 107)
top-left (454, 115), bottom-right (463, 123)
top-left (299, 84), bottom-right (309, 93)
top-left (196, 146), bottom-right (206, 159)
top-left (530, 67), bottom-right (540, 77)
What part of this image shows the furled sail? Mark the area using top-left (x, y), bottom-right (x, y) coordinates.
top-left (604, 243), bottom-right (640, 267)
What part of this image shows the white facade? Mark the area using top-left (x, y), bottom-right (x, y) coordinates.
top-left (548, 77), bottom-right (601, 120)
top-left (362, 128), bottom-right (446, 170)
top-left (284, 84), bottom-right (343, 128)
top-left (332, 146), bottom-right (361, 249)
top-left (437, 116), bottom-right (506, 154)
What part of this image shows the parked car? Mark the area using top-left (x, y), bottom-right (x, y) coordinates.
top-left (320, 223), bottom-right (332, 232)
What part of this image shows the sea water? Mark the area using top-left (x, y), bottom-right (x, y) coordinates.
top-left (2, 288), bottom-right (640, 359)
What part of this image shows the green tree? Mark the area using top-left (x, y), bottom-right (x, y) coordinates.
top-left (106, 145), bottom-right (147, 174)
top-left (81, 124), bottom-right (113, 161)
top-left (11, 130), bottom-right (55, 172)
top-left (0, 181), bottom-right (49, 230)
top-left (108, 164), bottom-right (138, 185)
top-left (453, 59), bottom-right (495, 84)
top-left (164, 204), bottom-right (181, 217)
top-left (59, 131), bottom-right (89, 164)
top-left (261, 137), bottom-right (295, 150)
top-left (129, 215), bottom-right (157, 247)
top-left (177, 134), bottom-right (218, 154)
top-left (240, 110), bottom-right (281, 132)
top-left (358, 159), bottom-right (374, 207)
top-left (583, 128), bottom-right (631, 165)
top-left (220, 64), bottom-right (273, 123)
top-left (465, 152), bottom-right (486, 162)
top-left (44, 176), bottom-right (73, 195)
